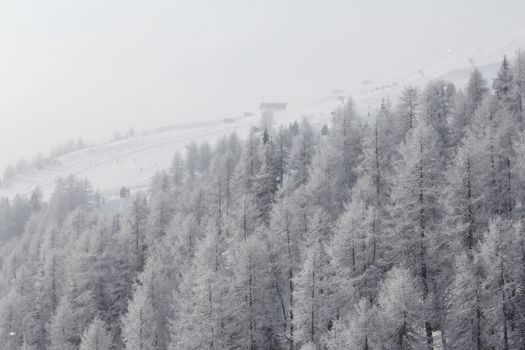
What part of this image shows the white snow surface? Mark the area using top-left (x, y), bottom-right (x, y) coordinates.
top-left (0, 109), bottom-right (332, 200)
top-left (354, 30), bottom-right (525, 112)
top-left (3, 31), bottom-right (525, 200)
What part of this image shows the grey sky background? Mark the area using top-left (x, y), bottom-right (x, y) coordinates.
top-left (1, 0), bottom-right (525, 169)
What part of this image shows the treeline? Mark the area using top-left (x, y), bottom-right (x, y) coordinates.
top-left (0, 189), bottom-right (42, 241)
top-left (1, 53), bottom-right (525, 350)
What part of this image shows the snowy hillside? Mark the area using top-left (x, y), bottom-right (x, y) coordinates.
top-left (3, 31), bottom-right (525, 200)
top-left (0, 108), bottom-right (333, 200)
top-left (353, 30), bottom-right (525, 112)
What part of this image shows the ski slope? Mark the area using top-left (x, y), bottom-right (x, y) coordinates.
top-left (0, 119), bottom-right (254, 199)
top-left (0, 108), bottom-right (333, 200)
top-left (2, 30), bottom-right (525, 200)
top-left (353, 30), bottom-right (525, 112)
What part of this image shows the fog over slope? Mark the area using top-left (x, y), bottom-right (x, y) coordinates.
top-left (2, 0), bottom-right (525, 171)
top-left (3, 30), bottom-right (525, 199)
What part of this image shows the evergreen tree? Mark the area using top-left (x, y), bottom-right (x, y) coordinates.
top-left (127, 195), bottom-right (150, 273)
top-left (465, 69), bottom-right (489, 122)
top-left (185, 141), bottom-right (200, 182)
top-left (513, 50), bottom-right (525, 126)
top-left (0, 289), bottom-right (25, 349)
top-left (450, 69), bottom-right (488, 147)
top-left (79, 318), bottom-right (112, 350)
top-left (442, 128), bottom-right (491, 254)
top-left (170, 150), bottom-right (185, 187)
top-left (447, 252), bottom-right (485, 350)
top-left (389, 117), bottom-right (444, 346)
top-left (397, 86), bottom-right (419, 135)
top-left (375, 267), bottom-right (426, 350)
top-left (477, 219), bottom-right (520, 349)
top-left (421, 80), bottom-right (456, 162)
top-left (293, 237), bottom-right (331, 349)
top-left (226, 229), bottom-right (281, 349)
top-left (49, 299), bottom-right (77, 350)
top-left (254, 138), bottom-right (280, 222)
top-left (169, 220), bottom-right (228, 350)
top-left (123, 256), bottom-right (172, 350)
top-left (326, 298), bottom-right (376, 350)
top-left (494, 56), bottom-right (514, 106)
top-left (288, 118), bottom-right (316, 190)
top-left (237, 128), bottom-right (262, 194)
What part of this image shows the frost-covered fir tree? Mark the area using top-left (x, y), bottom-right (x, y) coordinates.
top-left (49, 299), bottom-right (77, 350)
top-left (306, 97), bottom-right (363, 216)
top-left (389, 116), bottom-right (444, 346)
top-left (288, 118), bottom-right (316, 191)
top-left (397, 86), bottom-right (419, 136)
top-left (79, 318), bottom-right (112, 350)
top-left (421, 79), bottom-right (456, 162)
top-left (122, 256), bottom-right (172, 350)
top-left (127, 195), bottom-right (150, 273)
top-left (292, 209), bottom-right (332, 349)
top-left (447, 252), bottom-right (486, 350)
top-left (450, 69), bottom-right (488, 147)
top-left (375, 267), bottom-right (427, 350)
top-left (169, 219), bottom-right (228, 350)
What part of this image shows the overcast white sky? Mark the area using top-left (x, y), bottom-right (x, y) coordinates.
top-left (1, 0), bottom-right (525, 168)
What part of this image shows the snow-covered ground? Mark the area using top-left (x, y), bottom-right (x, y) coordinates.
top-left (0, 107), bottom-right (333, 200)
top-left (353, 30), bottom-right (525, 112)
top-left (1, 120), bottom-right (251, 199)
top-left (3, 30), bottom-right (525, 200)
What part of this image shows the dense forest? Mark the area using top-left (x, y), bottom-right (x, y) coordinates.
top-left (1, 53), bottom-right (525, 350)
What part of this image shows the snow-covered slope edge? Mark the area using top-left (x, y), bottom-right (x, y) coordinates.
top-left (0, 110), bottom-right (332, 200)
top-left (353, 30), bottom-right (525, 113)
top-left (4, 30), bottom-right (525, 200)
